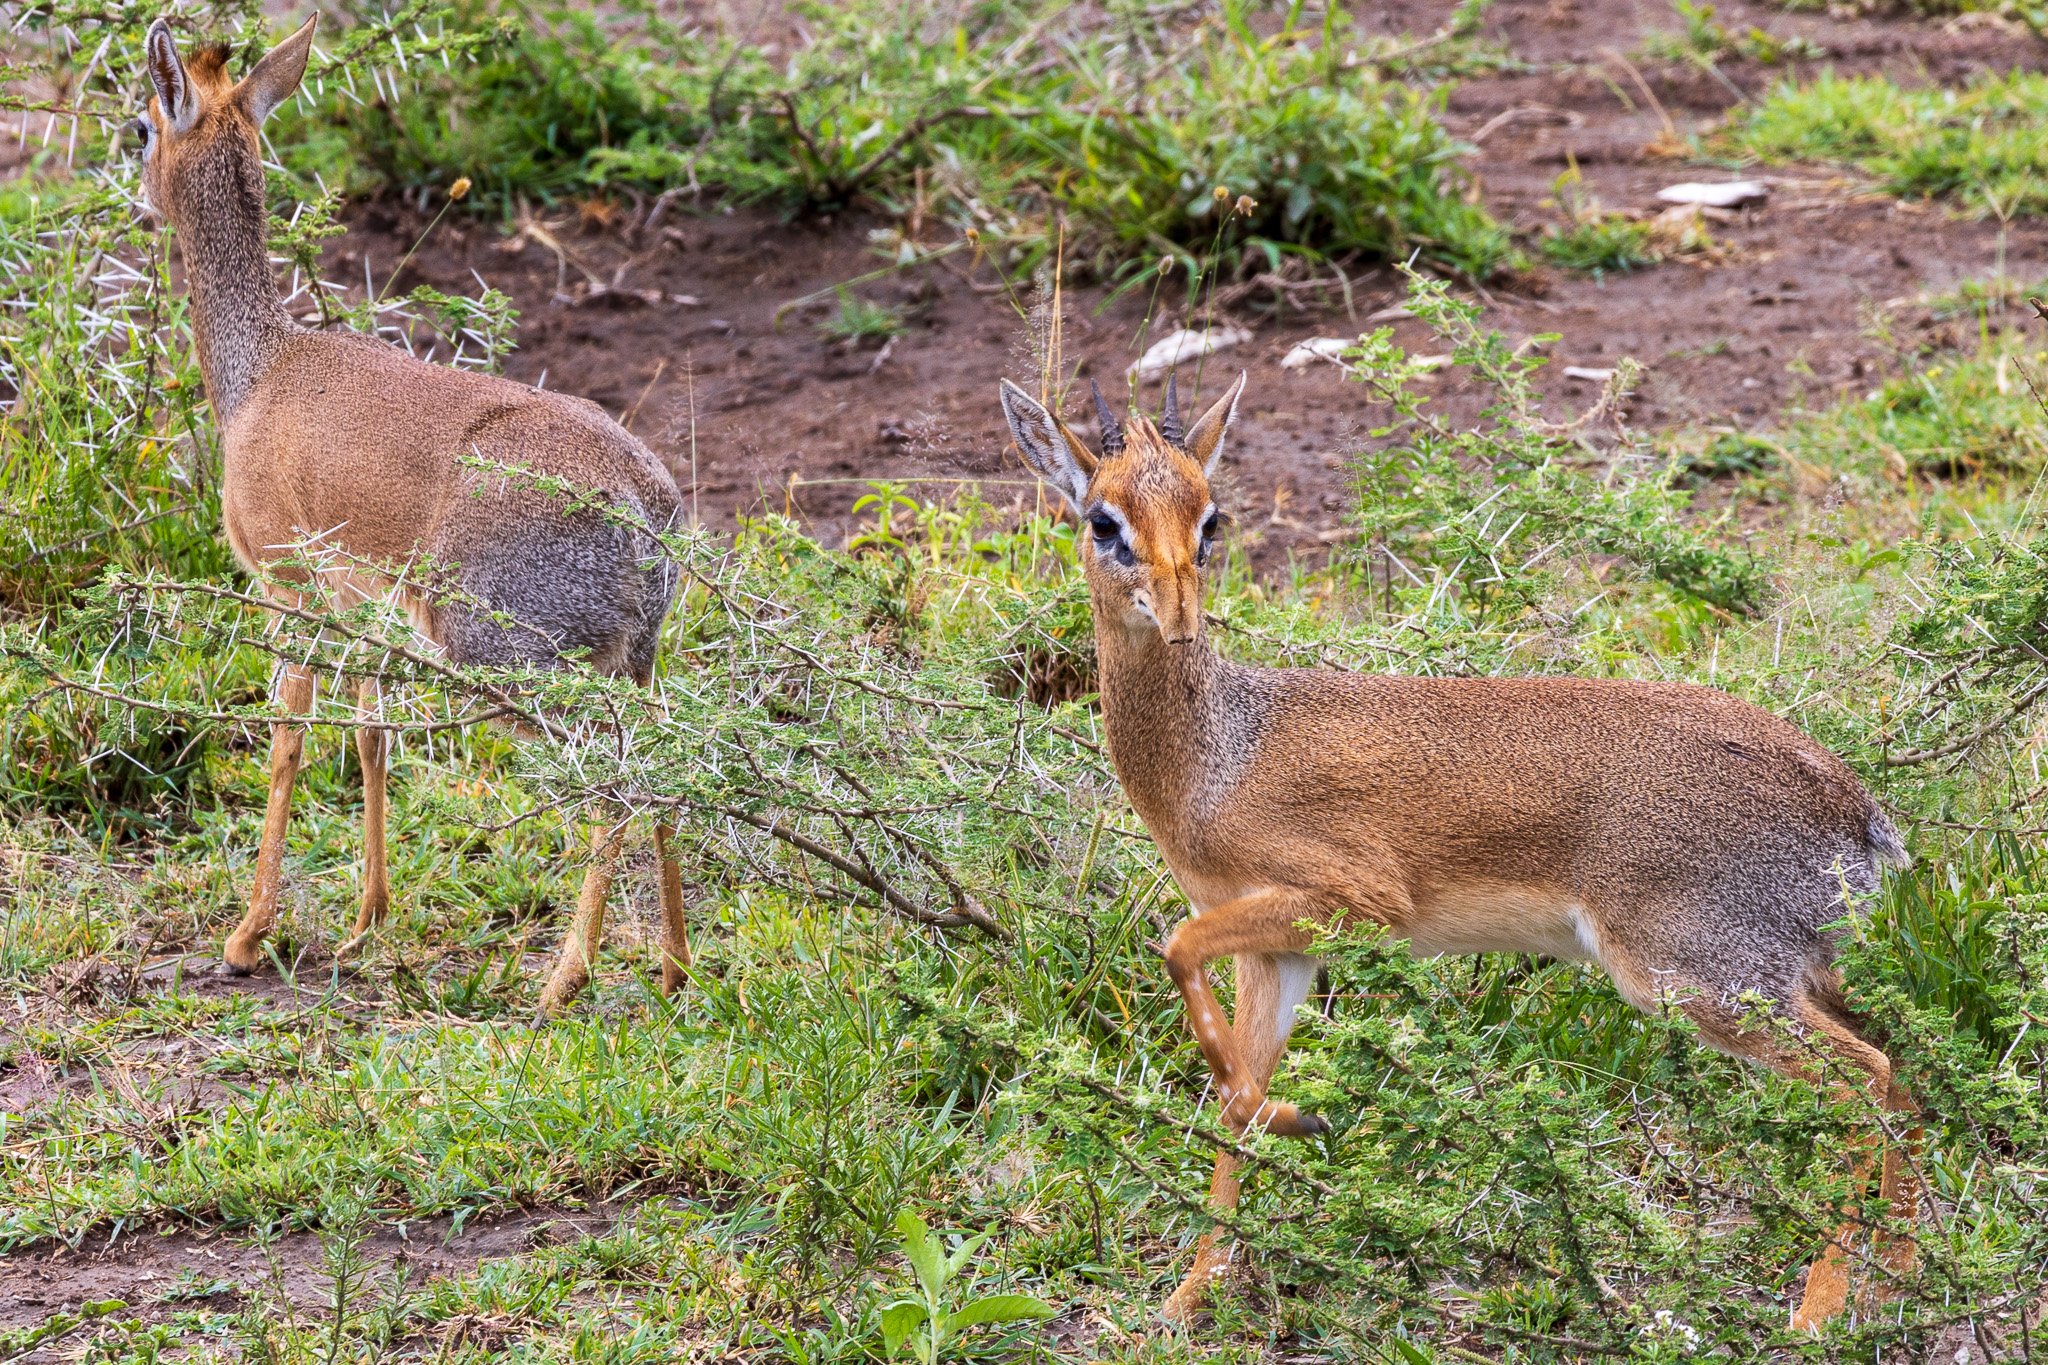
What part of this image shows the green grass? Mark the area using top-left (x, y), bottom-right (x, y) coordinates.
top-left (1537, 214), bottom-right (1659, 276)
top-left (817, 289), bottom-right (907, 347)
top-left (1730, 69), bottom-right (2048, 216)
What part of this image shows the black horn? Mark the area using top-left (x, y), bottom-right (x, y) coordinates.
top-left (1090, 379), bottom-right (1126, 456)
top-left (1160, 371), bottom-right (1184, 447)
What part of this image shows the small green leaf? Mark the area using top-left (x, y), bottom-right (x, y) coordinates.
top-left (944, 1228), bottom-right (989, 1280)
top-left (896, 1211), bottom-right (945, 1298)
top-left (944, 1293), bottom-right (1057, 1333)
top-left (880, 1301), bottom-right (925, 1356)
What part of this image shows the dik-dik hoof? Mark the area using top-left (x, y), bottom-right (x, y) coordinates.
top-left (219, 936), bottom-right (266, 976)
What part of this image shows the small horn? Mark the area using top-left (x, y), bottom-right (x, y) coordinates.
top-left (1090, 379), bottom-right (1126, 456)
top-left (1160, 371), bottom-right (1185, 447)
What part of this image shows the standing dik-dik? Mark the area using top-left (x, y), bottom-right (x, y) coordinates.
top-left (139, 15), bottom-right (687, 1012)
top-left (997, 373), bottom-right (1921, 1331)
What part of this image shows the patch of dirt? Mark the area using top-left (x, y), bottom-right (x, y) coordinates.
top-left (318, 0), bottom-right (2048, 568)
top-left (0, 1204), bottom-right (621, 1357)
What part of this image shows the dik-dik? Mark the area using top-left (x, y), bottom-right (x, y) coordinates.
top-left (139, 15), bottom-right (686, 1012)
top-left (997, 373), bottom-right (1921, 1331)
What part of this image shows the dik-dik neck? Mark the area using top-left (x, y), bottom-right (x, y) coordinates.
top-left (1094, 611), bottom-right (1251, 827)
top-left (172, 194), bottom-right (293, 420)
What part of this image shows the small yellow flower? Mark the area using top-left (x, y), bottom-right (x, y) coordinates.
top-left (964, 226), bottom-right (980, 242)
top-left (448, 176), bottom-right (472, 202)
top-left (1212, 184), bottom-right (1230, 202)
top-left (1234, 194), bottom-right (1257, 217)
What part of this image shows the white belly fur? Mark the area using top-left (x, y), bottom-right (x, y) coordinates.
top-left (1401, 882), bottom-right (1598, 962)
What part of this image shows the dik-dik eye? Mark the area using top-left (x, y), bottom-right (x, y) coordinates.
top-left (1087, 511), bottom-right (1135, 567)
top-left (1196, 509), bottom-right (1227, 566)
top-left (133, 117), bottom-right (152, 150)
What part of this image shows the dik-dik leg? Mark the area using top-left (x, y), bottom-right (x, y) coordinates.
top-left (1161, 887), bottom-right (1339, 1137)
top-left (1680, 991), bottom-right (1923, 1332)
top-left (336, 676), bottom-right (390, 961)
top-left (223, 659), bottom-right (316, 974)
top-left (1786, 1052), bottom-right (1922, 1330)
top-left (1163, 950), bottom-right (1323, 1325)
top-left (653, 821), bottom-right (691, 992)
top-left (536, 817), bottom-right (629, 1017)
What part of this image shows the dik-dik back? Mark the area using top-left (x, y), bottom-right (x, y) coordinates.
top-left (223, 331), bottom-right (680, 676)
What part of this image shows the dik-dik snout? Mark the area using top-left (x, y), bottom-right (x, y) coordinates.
top-left (999, 371), bottom-right (1245, 646)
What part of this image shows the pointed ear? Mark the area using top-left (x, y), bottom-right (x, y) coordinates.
top-left (146, 19), bottom-right (197, 132)
top-left (999, 379), bottom-right (1096, 509)
top-left (237, 13), bottom-right (318, 124)
top-left (1185, 371), bottom-right (1247, 476)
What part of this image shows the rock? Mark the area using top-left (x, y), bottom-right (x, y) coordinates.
top-left (1281, 337), bottom-right (1354, 370)
top-left (1129, 325), bottom-right (1252, 381)
top-left (1564, 365), bottom-right (1616, 382)
top-left (1656, 180), bottom-right (1768, 209)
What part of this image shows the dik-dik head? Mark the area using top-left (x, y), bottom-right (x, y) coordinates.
top-left (1000, 372), bottom-right (1245, 645)
top-left (136, 15), bottom-right (317, 230)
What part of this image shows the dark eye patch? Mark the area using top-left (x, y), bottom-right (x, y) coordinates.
top-left (1086, 511), bottom-right (1135, 567)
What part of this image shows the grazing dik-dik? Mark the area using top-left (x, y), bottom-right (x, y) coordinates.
top-left (997, 373), bottom-right (1921, 1331)
top-left (138, 15), bottom-right (688, 1011)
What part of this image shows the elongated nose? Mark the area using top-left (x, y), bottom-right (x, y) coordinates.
top-left (1160, 565), bottom-right (1202, 644)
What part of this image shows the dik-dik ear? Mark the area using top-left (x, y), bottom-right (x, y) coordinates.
top-left (1184, 371), bottom-right (1247, 476)
top-left (999, 379), bottom-right (1097, 508)
top-left (145, 19), bottom-right (198, 132)
top-left (236, 13), bottom-right (318, 124)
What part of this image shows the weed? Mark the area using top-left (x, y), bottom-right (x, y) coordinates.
top-left (878, 1211), bottom-right (1055, 1364)
top-left (1539, 214), bottom-right (1659, 276)
top-left (817, 289), bottom-right (906, 348)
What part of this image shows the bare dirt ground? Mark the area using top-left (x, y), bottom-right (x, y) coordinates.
top-left (337, 0), bottom-right (2048, 563)
top-left (0, 1205), bottom-right (622, 1360)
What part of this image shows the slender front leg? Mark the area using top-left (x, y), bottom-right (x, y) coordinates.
top-left (536, 818), bottom-right (627, 1016)
top-left (653, 821), bottom-right (691, 994)
top-left (1161, 889), bottom-right (1329, 1137)
top-left (1162, 951), bottom-right (1322, 1325)
top-left (336, 676), bottom-right (390, 960)
top-left (223, 661), bottom-right (316, 974)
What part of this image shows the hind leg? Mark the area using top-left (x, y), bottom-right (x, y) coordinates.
top-left (536, 818), bottom-right (627, 1017)
top-left (653, 821), bottom-right (691, 993)
top-left (1674, 983), bottom-right (1918, 1332)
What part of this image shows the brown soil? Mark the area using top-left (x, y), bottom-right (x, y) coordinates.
top-left (0, 1205), bottom-right (619, 1361)
top-left (335, 0), bottom-right (2048, 567)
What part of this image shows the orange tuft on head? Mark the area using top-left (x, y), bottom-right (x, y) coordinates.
top-left (184, 41), bottom-right (236, 92)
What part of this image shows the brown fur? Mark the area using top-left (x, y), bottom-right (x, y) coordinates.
top-left (140, 16), bottom-right (690, 1006)
top-left (998, 373), bottom-right (1921, 1331)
